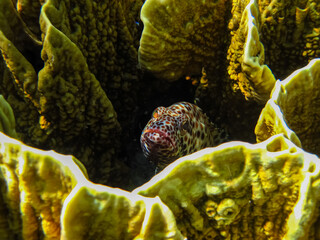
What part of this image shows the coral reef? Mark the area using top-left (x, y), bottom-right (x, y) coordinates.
top-left (0, 0), bottom-right (144, 186)
top-left (0, 131), bottom-right (87, 239)
top-left (62, 184), bottom-right (183, 240)
top-left (134, 134), bottom-right (320, 239)
top-left (139, 0), bottom-right (320, 99)
top-left (227, 0), bottom-right (276, 102)
top-left (259, 0), bottom-right (320, 79)
top-left (3, 123), bottom-right (320, 239)
top-left (139, 0), bottom-right (320, 142)
top-left (0, 95), bottom-right (18, 139)
top-left (255, 58), bottom-right (320, 156)
top-left (0, 132), bottom-right (183, 240)
top-left (139, 0), bottom-right (230, 81)
top-left (15, 0), bottom-right (43, 39)
top-left (1, 0), bottom-right (320, 238)
top-left (227, 0), bottom-right (320, 101)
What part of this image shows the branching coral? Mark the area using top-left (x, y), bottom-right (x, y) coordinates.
top-left (134, 134), bottom-right (320, 239)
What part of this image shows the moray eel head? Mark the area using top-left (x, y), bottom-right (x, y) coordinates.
top-left (141, 102), bottom-right (222, 169)
top-left (140, 107), bottom-right (180, 164)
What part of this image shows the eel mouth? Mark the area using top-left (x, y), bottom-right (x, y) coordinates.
top-left (142, 128), bottom-right (176, 150)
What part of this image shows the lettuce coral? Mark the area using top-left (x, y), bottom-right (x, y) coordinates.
top-left (227, 0), bottom-right (276, 102)
top-left (1, 0), bottom-right (320, 238)
top-left (134, 134), bottom-right (320, 239)
top-left (0, 95), bottom-right (18, 139)
top-left (0, 131), bottom-right (87, 239)
top-left (0, 0), bottom-right (143, 185)
top-left (61, 184), bottom-right (183, 240)
top-left (0, 132), bottom-right (183, 240)
top-left (139, 0), bottom-right (320, 99)
top-left (227, 0), bottom-right (320, 101)
top-left (139, 0), bottom-right (229, 81)
top-left (1, 107), bottom-right (320, 239)
top-left (255, 58), bottom-right (320, 156)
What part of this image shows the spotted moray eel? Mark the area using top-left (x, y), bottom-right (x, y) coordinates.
top-left (140, 102), bottom-right (227, 169)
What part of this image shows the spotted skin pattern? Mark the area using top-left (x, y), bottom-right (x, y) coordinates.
top-left (141, 102), bottom-right (227, 169)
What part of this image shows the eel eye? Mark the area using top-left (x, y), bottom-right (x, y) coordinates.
top-left (181, 121), bottom-right (192, 134)
top-left (152, 109), bottom-right (160, 118)
top-left (152, 107), bottom-right (165, 118)
top-left (152, 110), bottom-right (158, 118)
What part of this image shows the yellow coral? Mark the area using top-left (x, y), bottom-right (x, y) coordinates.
top-left (61, 183), bottom-right (183, 240)
top-left (0, 30), bottom-right (39, 106)
top-left (0, 95), bottom-right (18, 138)
top-left (0, 132), bottom-right (87, 239)
top-left (0, 0), bottom-right (42, 144)
top-left (39, 0), bottom-right (143, 135)
top-left (134, 135), bottom-right (320, 239)
top-left (139, 0), bottom-right (229, 81)
top-left (255, 58), bottom-right (320, 156)
top-left (0, 0), bottom-right (142, 185)
top-left (227, 0), bottom-right (276, 102)
top-left (257, 1), bottom-right (320, 79)
top-left (38, 11), bottom-right (121, 183)
top-left (0, 132), bottom-right (183, 240)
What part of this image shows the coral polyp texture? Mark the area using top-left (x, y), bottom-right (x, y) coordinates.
top-left (0, 132), bottom-right (183, 240)
top-left (61, 184), bottom-right (183, 240)
top-left (138, 0), bottom-right (319, 142)
top-left (139, 0), bottom-right (229, 81)
top-left (139, 0), bottom-right (320, 98)
top-left (0, 0), bottom-right (144, 185)
top-left (227, 0), bottom-right (276, 102)
top-left (0, 95), bottom-right (18, 139)
top-left (255, 58), bottom-right (320, 156)
top-left (1, 0), bottom-right (320, 238)
top-left (227, 0), bottom-right (320, 102)
top-left (0, 131), bottom-right (87, 239)
top-left (134, 135), bottom-right (320, 239)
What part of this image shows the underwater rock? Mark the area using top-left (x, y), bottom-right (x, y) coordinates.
top-left (134, 134), bottom-right (320, 239)
top-left (0, 132), bottom-right (183, 240)
top-left (255, 58), bottom-right (320, 156)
